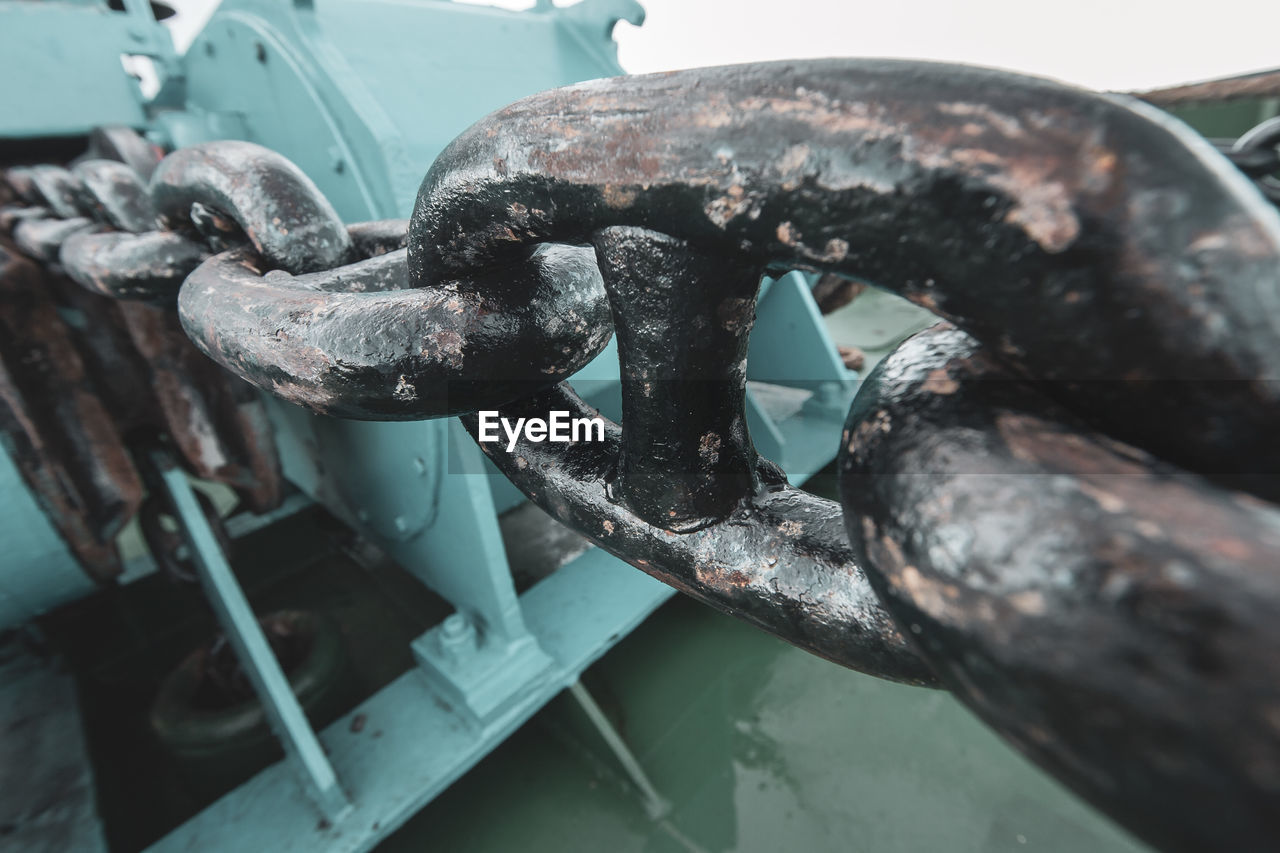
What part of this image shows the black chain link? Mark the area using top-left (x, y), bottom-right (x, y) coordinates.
top-left (1225, 115), bottom-right (1280, 203)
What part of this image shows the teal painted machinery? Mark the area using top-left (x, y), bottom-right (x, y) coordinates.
top-left (0, 1), bottom-right (864, 848)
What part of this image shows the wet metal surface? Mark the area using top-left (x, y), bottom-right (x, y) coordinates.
top-left (43, 501), bottom-right (1145, 853)
top-left (384, 594), bottom-right (1148, 853)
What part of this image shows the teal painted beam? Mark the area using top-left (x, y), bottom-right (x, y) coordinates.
top-left (152, 450), bottom-right (351, 824)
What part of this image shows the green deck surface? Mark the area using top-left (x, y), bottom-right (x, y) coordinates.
top-left (381, 540), bottom-right (1148, 853)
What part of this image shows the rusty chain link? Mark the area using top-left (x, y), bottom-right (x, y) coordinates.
top-left (0, 133), bottom-right (288, 579)
top-left (4, 59), bottom-right (1280, 852)
top-left (28, 139), bottom-right (612, 419)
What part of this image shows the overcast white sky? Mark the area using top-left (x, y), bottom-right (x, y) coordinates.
top-left (615, 0), bottom-right (1279, 91)
top-left (168, 0), bottom-right (1279, 93)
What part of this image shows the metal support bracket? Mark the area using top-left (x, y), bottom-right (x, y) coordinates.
top-left (412, 614), bottom-right (555, 727)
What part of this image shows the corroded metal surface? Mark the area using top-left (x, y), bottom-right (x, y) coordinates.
top-left (455, 157), bottom-right (920, 688)
top-left (463, 384), bottom-right (935, 686)
top-left (137, 488), bottom-right (229, 583)
top-left (811, 272), bottom-right (865, 314)
top-left (3, 167), bottom-right (40, 204)
top-left (591, 225), bottom-right (762, 530)
top-left (414, 60), bottom-right (1280, 852)
top-left (14, 140), bottom-right (612, 421)
top-left (85, 125), bottom-right (162, 182)
top-left (150, 141), bottom-right (353, 274)
top-left (56, 141), bottom-right (352, 304)
top-left (25, 165), bottom-right (89, 219)
top-left (13, 216), bottom-right (95, 262)
top-left (71, 159), bottom-right (159, 233)
top-left (1, 131), bottom-right (285, 561)
top-left (178, 233), bottom-right (611, 418)
top-left (0, 241), bottom-right (142, 580)
top-left (45, 276), bottom-right (159, 431)
top-left (0, 205), bottom-right (50, 231)
top-left (418, 58), bottom-right (1280, 501)
top-left (839, 325), bottom-right (1280, 851)
top-left (61, 230), bottom-right (207, 303)
top-left (119, 303), bottom-right (282, 513)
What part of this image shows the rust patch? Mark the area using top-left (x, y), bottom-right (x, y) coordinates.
top-left (602, 184), bottom-right (637, 209)
top-left (0, 243), bottom-right (142, 580)
top-left (921, 368), bottom-right (959, 395)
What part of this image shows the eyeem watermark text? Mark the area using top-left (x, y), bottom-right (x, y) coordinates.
top-left (476, 410), bottom-right (605, 452)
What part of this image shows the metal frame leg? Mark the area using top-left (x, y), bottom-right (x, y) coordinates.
top-left (566, 679), bottom-right (670, 820)
top-left (150, 449), bottom-right (351, 823)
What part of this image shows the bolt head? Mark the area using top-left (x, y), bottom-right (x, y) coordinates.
top-left (441, 613), bottom-right (468, 639)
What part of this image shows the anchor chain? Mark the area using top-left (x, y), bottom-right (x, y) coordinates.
top-left (5, 138), bottom-right (613, 420)
top-left (3, 60), bottom-right (1280, 852)
top-left (1, 135), bottom-right (289, 577)
top-left (422, 60), bottom-right (1280, 853)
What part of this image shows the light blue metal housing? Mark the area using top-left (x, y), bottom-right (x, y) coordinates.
top-left (0, 1), bottom-right (861, 848)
